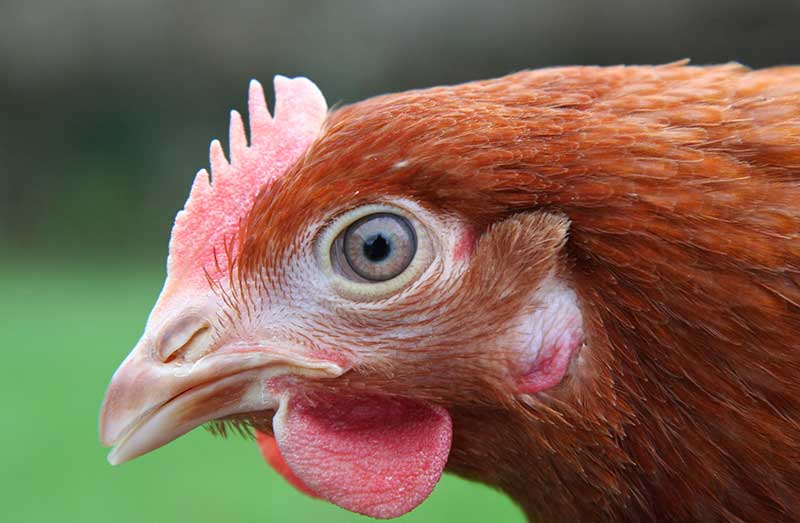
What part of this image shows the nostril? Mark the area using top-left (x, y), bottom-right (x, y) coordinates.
top-left (156, 315), bottom-right (213, 364)
top-left (163, 325), bottom-right (212, 363)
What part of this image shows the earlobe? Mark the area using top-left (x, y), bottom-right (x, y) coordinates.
top-left (514, 281), bottom-right (585, 394)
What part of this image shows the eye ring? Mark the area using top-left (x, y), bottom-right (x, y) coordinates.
top-left (316, 203), bottom-right (434, 301)
top-left (342, 213), bottom-right (417, 282)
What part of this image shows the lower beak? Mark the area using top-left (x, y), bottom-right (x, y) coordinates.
top-left (99, 340), bottom-right (344, 465)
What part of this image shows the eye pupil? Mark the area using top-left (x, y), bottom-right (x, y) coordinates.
top-left (363, 234), bottom-right (391, 262)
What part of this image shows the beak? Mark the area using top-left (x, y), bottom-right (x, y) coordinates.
top-left (99, 316), bottom-right (344, 465)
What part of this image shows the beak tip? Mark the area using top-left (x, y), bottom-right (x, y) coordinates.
top-left (107, 448), bottom-right (126, 466)
top-left (98, 418), bottom-right (119, 449)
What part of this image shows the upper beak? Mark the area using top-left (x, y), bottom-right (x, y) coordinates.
top-left (99, 326), bottom-right (344, 465)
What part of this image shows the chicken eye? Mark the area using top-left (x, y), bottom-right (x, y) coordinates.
top-left (318, 202), bottom-right (434, 300)
top-left (342, 213), bottom-right (417, 281)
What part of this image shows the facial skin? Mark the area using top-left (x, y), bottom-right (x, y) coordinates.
top-left (100, 196), bottom-right (584, 465)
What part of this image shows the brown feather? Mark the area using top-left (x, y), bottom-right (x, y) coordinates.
top-left (238, 63), bottom-right (800, 522)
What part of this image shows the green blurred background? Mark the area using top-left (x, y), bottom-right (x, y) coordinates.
top-left (2, 1), bottom-right (798, 521)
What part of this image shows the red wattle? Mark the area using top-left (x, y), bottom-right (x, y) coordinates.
top-left (255, 430), bottom-right (321, 499)
top-left (272, 393), bottom-right (452, 519)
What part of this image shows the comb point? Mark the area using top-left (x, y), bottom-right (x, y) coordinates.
top-left (248, 79), bottom-right (271, 146)
top-left (273, 75), bottom-right (327, 129)
top-left (229, 110), bottom-right (247, 165)
top-left (209, 139), bottom-right (229, 180)
top-left (190, 169), bottom-right (211, 198)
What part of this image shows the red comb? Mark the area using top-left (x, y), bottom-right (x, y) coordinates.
top-left (166, 76), bottom-right (327, 287)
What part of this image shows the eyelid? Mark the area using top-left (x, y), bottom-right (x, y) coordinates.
top-left (316, 203), bottom-right (434, 302)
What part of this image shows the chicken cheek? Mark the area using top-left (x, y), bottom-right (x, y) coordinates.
top-left (271, 393), bottom-right (452, 519)
top-left (464, 211), bottom-right (582, 393)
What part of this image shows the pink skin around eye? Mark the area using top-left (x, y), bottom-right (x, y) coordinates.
top-left (453, 228), bottom-right (475, 261)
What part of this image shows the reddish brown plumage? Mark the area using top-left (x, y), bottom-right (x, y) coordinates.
top-left (235, 63), bottom-right (800, 521)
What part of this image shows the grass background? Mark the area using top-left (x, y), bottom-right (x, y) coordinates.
top-left (1, 257), bottom-right (523, 522)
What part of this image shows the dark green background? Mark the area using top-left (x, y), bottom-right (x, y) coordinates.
top-left (2, 1), bottom-right (798, 521)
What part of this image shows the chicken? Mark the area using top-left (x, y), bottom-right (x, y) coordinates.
top-left (99, 63), bottom-right (800, 522)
